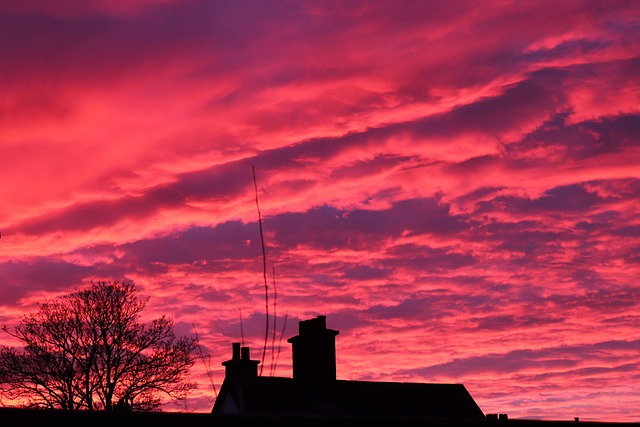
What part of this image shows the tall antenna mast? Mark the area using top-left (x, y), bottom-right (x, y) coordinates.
top-left (253, 165), bottom-right (269, 376)
top-left (270, 265), bottom-right (277, 376)
top-left (239, 308), bottom-right (245, 346)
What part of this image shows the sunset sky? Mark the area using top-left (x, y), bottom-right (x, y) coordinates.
top-left (1, 0), bottom-right (639, 421)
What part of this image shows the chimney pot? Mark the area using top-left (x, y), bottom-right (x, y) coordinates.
top-left (232, 342), bottom-right (240, 360)
top-left (241, 346), bottom-right (250, 360)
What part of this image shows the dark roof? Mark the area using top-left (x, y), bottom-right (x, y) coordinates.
top-left (213, 376), bottom-right (485, 420)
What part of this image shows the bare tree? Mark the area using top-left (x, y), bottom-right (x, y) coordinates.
top-left (0, 281), bottom-right (199, 411)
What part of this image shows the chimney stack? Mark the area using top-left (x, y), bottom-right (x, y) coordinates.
top-left (287, 315), bottom-right (339, 383)
top-left (221, 342), bottom-right (259, 381)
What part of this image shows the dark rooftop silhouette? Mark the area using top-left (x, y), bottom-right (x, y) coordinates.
top-left (212, 315), bottom-right (486, 420)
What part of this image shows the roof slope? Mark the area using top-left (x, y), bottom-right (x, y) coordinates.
top-left (213, 376), bottom-right (485, 420)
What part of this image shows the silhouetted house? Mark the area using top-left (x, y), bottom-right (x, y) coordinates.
top-left (212, 315), bottom-right (485, 420)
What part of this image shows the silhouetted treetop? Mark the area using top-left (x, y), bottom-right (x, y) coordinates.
top-left (0, 280), bottom-right (199, 411)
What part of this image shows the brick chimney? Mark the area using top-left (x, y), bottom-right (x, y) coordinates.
top-left (287, 315), bottom-right (339, 383)
top-left (221, 342), bottom-right (259, 381)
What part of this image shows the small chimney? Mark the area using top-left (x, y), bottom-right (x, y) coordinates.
top-left (287, 315), bottom-right (339, 383)
top-left (232, 342), bottom-right (240, 359)
top-left (221, 342), bottom-right (259, 381)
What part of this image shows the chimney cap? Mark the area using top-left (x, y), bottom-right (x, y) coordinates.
top-left (288, 315), bottom-right (338, 343)
top-left (299, 315), bottom-right (327, 334)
